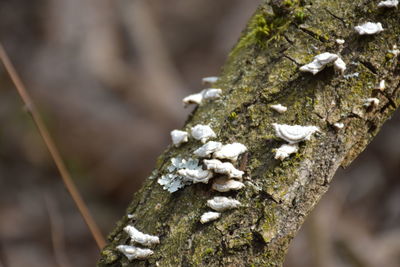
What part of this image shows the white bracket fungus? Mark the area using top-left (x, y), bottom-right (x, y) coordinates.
top-left (388, 45), bottom-right (400, 57)
top-left (300, 52), bottom-right (345, 75)
top-left (200, 211), bottom-right (221, 224)
top-left (202, 76), bottom-right (219, 85)
top-left (270, 104), bottom-right (287, 113)
top-left (274, 144), bottom-right (299, 160)
top-left (212, 177), bottom-right (245, 192)
top-left (191, 124), bottom-right (217, 143)
top-left (333, 122), bottom-right (345, 129)
top-left (333, 57), bottom-right (347, 73)
top-left (378, 80), bottom-right (386, 91)
top-left (170, 130), bottom-right (189, 147)
top-left (204, 159), bottom-right (244, 179)
top-left (124, 225), bottom-right (160, 246)
top-left (207, 196), bottom-right (241, 212)
top-left (116, 245), bottom-right (154, 261)
top-left (213, 142), bottom-right (247, 162)
top-left (378, 0), bottom-right (398, 8)
top-left (202, 89), bottom-right (222, 100)
top-left (354, 22), bottom-right (384, 35)
top-left (183, 89), bottom-right (222, 106)
top-left (272, 123), bottom-right (320, 144)
top-left (364, 98), bottom-right (380, 107)
top-left (177, 168), bottom-right (213, 184)
top-left (193, 141), bottom-right (223, 158)
top-left (336, 39), bottom-right (345, 45)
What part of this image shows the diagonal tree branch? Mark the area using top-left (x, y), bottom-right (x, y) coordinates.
top-left (98, 0), bottom-right (399, 266)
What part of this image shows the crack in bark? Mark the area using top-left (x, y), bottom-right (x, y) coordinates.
top-left (324, 8), bottom-right (347, 26)
top-left (359, 60), bottom-right (378, 75)
top-left (297, 25), bottom-right (326, 43)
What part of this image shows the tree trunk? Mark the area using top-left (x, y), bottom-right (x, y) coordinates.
top-left (98, 0), bottom-right (400, 266)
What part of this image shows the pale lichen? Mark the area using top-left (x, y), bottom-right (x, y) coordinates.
top-left (158, 157), bottom-right (203, 193)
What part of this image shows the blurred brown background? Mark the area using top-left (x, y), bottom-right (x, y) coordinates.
top-left (0, 1), bottom-right (398, 266)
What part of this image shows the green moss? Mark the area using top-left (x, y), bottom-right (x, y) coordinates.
top-left (229, 11), bottom-right (293, 57)
top-left (283, 0), bottom-right (299, 7)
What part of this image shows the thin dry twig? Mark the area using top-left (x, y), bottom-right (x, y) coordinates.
top-left (44, 194), bottom-right (72, 267)
top-left (0, 42), bottom-right (106, 250)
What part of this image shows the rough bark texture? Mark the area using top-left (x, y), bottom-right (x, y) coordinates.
top-left (98, 0), bottom-right (400, 266)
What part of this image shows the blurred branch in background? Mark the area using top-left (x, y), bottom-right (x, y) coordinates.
top-left (0, 43), bottom-right (105, 249)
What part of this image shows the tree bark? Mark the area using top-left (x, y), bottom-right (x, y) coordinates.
top-left (98, 0), bottom-right (400, 266)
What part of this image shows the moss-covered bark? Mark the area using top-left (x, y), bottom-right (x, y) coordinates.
top-left (98, 0), bottom-right (400, 266)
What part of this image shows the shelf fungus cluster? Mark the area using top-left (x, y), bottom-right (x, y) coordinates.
top-left (300, 52), bottom-right (347, 75)
top-left (116, 225), bottom-right (160, 261)
top-left (116, 1), bottom-right (397, 261)
top-left (272, 124), bottom-right (320, 160)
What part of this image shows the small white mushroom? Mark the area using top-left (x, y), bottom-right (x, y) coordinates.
top-left (200, 211), bottom-right (221, 224)
top-left (270, 104), bottom-right (287, 113)
top-left (202, 89), bottom-right (222, 100)
top-left (183, 92), bottom-right (203, 105)
top-left (300, 52), bottom-right (342, 75)
top-left (170, 130), bottom-right (189, 147)
top-left (191, 124), bottom-right (217, 143)
top-left (378, 0), bottom-right (398, 8)
top-left (124, 225), bottom-right (160, 246)
top-left (388, 45), bottom-right (400, 57)
top-left (378, 80), bottom-right (386, 91)
top-left (193, 141), bottom-right (223, 158)
top-left (272, 123), bottom-right (320, 144)
top-left (207, 196), bottom-right (241, 211)
top-left (333, 122), bottom-right (345, 129)
top-left (116, 245), bottom-right (154, 261)
top-left (202, 76), bottom-right (219, 85)
top-left (336, 39), bottom-right (345, 45)
top-left (333, 57), bottom-right (347, 73)
top-left (354, 22), bottom-right (384, 35)
top-left (204, 159), bottom-right (244, 179)
top-left (212, 177), bottom-right (245, 192)
top-left (274, 144), bottom-right (299, 160)
top-left (364, 98), bottom-right (380, 107)
top-left (183, 89), bottom-right (222, 106)
top-left (177, 168), bottom-right (213, 184)
top-left (213, 142), bottom-right (247, 162)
